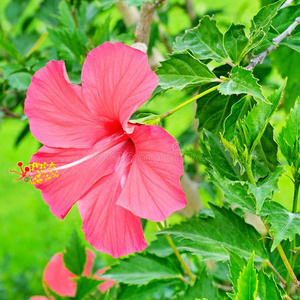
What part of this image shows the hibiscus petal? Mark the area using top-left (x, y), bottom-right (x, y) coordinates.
top-left (43, 253), bottom-right (76, 297)
top-left (30, 137), bottom-right (127, 219)
top-left (83, 249), bottom-right (95, 276)
top-left (117, 125), bottom-right (187, 222)
top-left (25, 60), bottom-right (114, 148)
top-left (29, 297), bottom-right (50, 300)
top-left (77, 141), bottom-right (147, 258)
top-left (95, 268), bottom-right (115, 293)
top-left (81, 42), bottom-right (158, 132)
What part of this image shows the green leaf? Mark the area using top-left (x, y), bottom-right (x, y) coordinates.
top-left (208, 171), bottom-right (256, 214)
top-left (236, 253), bottom-right (258, 300)
top-left (281, 33), bottom-right (300, 53)
top-left (278, 99), bottom-right (300, 178)
top-left (205, 131), bottom-right (242, 181)
top-left (224, 24), bottom-right (249, 64)
top-left (63, 229), bottom-right (87, 276)
top-left (7, 72), bottom-right (32, 90)
top-left (239, 83), bottom-right (285, 152)
top-left (101, 254), bottom-right (182, 285)
top-left (224, 96), bottom-right (251, 141)
top-left (182, 269), bottom-right (219, 300)
top-left (160, 205), bottom-right (268, 262)
top-left (271, 4), bottom-right (300, 34)
top-left (75, 276), bottom-right (101, 300)
top-left (252, 124), bottom-right (279, 179)
top-left (48, 28), bottom-right (85, 63)
top-left (0, 37), bottom-right (22, 61)
top-left (261, 201), bottom-right (300, 251)
top-left (146, 235), bottom-right (188, 257)
top-left (227, 249), bottom-right (246, 297)
top-left (93, 16), bottom-right (111, 47)
top-left (257, 269), bottom-right (283, 300)
top-left (174, 16), bottom-right (227, 63)
top-left (99, 0), bottom-right (150, 9)
top-left (249, 167), bottom-right (284, 213)
top-left (271, 46), bottom-right (300, 112)
top-left (218, 66), bottom-right (267, 103)
top-left (251, 0), bottom-right (285, 32)
top-left (156, 52), bottom-right (218, 91)
top-left (196, 86), bottom-right (239, 134)
top-left (58, 1), bottom-right (76, 29)
top-left (118, 279), bottom-right (183, 300)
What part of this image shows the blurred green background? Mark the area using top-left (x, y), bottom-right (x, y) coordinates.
top-left (1, 0), bottom-right (295, 298)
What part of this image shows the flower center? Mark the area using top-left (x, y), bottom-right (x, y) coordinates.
top-left (10, 133), bottom-right (129, 184)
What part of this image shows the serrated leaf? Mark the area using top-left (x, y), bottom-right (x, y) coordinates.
top-left (48, 28), bottom-right (86, 63)
top-left (7, 72), bottom-right (32, 90)
top-left (0, 37), bottom-right (22, 61)
top-left (58, 1), bottom-right (76, 29)
top-left (146, 235), bottom-right (189, 257)
top-left (236, 253), bottom-right (258, 300)
top-left (218, 66), bottom-right (267, 103)
top-left (281, 33), bottom-right (300, 53)
top-left (252, 124), bottom-right (279, 180)
top-left (227, 249), bottom-right (246, 297)
top-left (160, 205), bottom-right (268, 262)
top-left (239, 83), bottom-right (285, 152)
top-left (174, 16), bottom-right (227, 63)
top-left (278, 99), bottom-right (300, 177)
top-left (118, 279), bottom-right (182, 300)
top-left (257, 269), bottom-right (283, 300)
top-left (224, 96), bottom-right (251, 141)
top-left (261, 201), bottom-right (300, 251)
top-left (249, 167), bottom-right (284, 213)
top-left (251, 0), bottom-right (284, 32)
top-left (101, 254), bottom-right (182, 285)
top-left (205, 131), bottom-right (242, 181)
top-left (156, 52), bottom-right (218, 90)
top-left (196, 86), bottom-right (239, 134)
top-left (75, 276), bottom-right (100, 300)
top-left (224, 24), bottom-right (249, 64)
top-left (182, 269), bottom-right (219, 300)
top-left (63, 229), bottom-right (86, 276)
top-left (208, 171), bottom-right (256, 214)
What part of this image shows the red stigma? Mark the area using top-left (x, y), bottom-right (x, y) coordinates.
top-left (10, 162), bottom-right (31, 182)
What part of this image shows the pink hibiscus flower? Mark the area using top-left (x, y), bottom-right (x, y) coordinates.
top-left (14, 42), bottom-right (186, 257)
top-left (30, 249), bottom-right (114, 299)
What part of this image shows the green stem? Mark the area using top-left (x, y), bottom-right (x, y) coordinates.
top-left (286, 180), bottom-right (300, 294)
top-left (266, 260), bottom-right (286, 288)
top-left (245, 161), bottom-right (256, 186)
top-left (25, 31), bottom-right (49, 57)
top-left (277, 243), bottom-right (300, 294)
top-left (158, 85), bottom-right (219, 120)
top-left (157, 223), bottom-right (195, 282)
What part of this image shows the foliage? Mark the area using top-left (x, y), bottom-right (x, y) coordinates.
top-left (1, 0), bottom-right (300, 299)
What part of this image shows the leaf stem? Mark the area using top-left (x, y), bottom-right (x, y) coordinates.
top-left (277, 243), bottom-right (300, 294)
top-left (286, 180), bottom-right (300, 293)
top-left (245, 162), bottom-right (256, 186)
top-left (158, 85), bottom-right (219, 120)
top-left (25, 31), bottom-right (49, 57)
top-left (157, 223), bottom-right (196, 282)
top-left (266, 260), bottom-right (286, 288)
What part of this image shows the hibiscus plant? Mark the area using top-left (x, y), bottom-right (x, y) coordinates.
top-left (1, 0), bottom-right (300, 299)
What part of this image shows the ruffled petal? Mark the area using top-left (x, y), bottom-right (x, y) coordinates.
top-left (117, 125), bottom-right (186, 222)
top-left (77, 140), bottom-right (147, 258)
top-left (95, 268), bottom-right (115, 293)
top-left (25, 60), bottom-right (117, 148)
top-left (29, 297), bottom-right (50, 300)
top-left (30, 136), bottom-right (127, 219)
top-left (43, 253), bottom-right (76, 297)
top-left (81, 42), bottom-right (158, 132)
